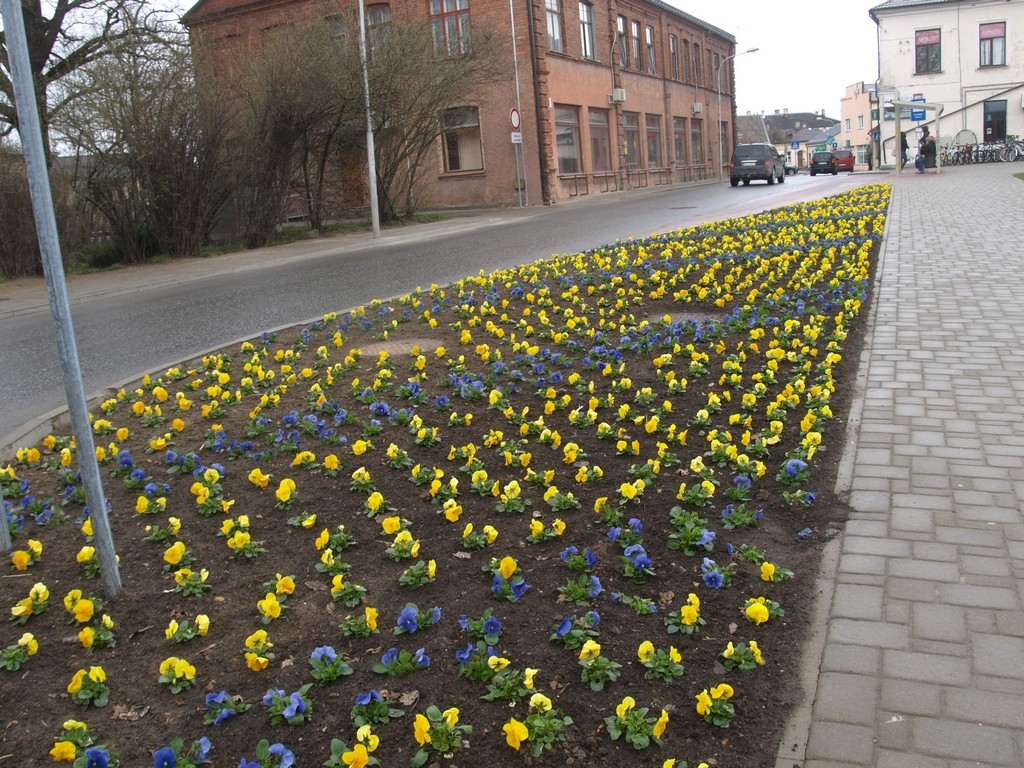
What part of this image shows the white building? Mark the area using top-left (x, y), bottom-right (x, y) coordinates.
top-left (870, 0), bottom-right (1024, 165)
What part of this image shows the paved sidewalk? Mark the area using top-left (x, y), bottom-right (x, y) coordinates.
top-left (795, 163), bottom-right (1024, 767)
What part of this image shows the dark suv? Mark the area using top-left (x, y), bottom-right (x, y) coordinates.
top-left (729, 143), bottom-right (785, 186)
top-left (809, 151), bottom-right (837, 176)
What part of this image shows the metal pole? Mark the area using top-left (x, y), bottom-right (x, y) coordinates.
top-left (508, 0), bottom-right (527, 206)
top-left (358, 0), bottom-right (381, 237)
top-left (717, 47), bottom-right (759, 181)
top-left (0, 0), bottom-right (121, 596)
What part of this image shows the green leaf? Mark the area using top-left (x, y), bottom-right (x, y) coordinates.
top-left (410, 748), bottom-right (429, 768)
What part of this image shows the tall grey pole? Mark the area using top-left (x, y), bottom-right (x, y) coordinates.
top-left (0, 0), bottom-right (121, 596)
top-left (358, 0), bottom-right (381, 237)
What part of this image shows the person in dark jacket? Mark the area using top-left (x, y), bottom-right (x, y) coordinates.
top-left (899, 131), bottom-right (909, 168)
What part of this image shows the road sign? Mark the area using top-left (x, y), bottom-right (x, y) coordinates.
top-left (511, 131), bottom-right (523, 144)
top-left (790, 141), bottom-right (799, 149)
top-left (509, 108), bottom-right (521, 131)
top-left (911, 94), bottom-right (926, 121)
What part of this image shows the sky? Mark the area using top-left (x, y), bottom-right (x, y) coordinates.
top-left (159, 0), bottom-right (882, 121)
top-left (674, 0), bottom-right (882, 118)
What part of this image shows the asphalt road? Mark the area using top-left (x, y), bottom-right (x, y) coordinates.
top-left (0, 172), bottom-right (873, 443)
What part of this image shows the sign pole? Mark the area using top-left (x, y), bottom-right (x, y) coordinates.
top-left (0, 0), bottom-right (121, 596)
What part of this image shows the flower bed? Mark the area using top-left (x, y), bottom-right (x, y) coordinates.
top-left (1, 186), bottom-right (889, 768)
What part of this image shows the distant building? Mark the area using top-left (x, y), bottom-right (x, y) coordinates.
top-left (870, 0), bottom-right (1024, 166)
top-left (737, 110), bottom-right (840, 169)
top-left (181, 0), bottom-right (737, 211)
top-left (839, 82), bottom-right (876, 167)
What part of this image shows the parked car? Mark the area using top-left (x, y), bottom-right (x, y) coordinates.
top-left (832, 149), bottom-right (855, 172)
top-left (809, 151), bottom-right (837, 176)
top-left (729, 143), bottom-right (786, 186)
top-left (783, 159), bottom-right (797, 175)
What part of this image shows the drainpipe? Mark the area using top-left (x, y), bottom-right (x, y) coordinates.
top-left (525, 0), bottom-right (551, 204)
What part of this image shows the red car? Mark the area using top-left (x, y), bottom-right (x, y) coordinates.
top-left (833, 149), bottom-right (855, 172)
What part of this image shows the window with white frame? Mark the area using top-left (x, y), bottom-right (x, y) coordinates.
top-left (646, 114), bottom-right (662, 166)
top-left (554, 105), bottom-right (581, 173)
top-left (631, 21), bottom-right (641, 70)
top-left (673, 116), bottom-right (687, 165)
top-left (980, 22), bottom-right (1005, 67)
top-left (431, 0), bottom-right (471, 56)
top-left (645, 26), bottom-right (656, 74)
top-left (857, 115), bottom-right (864, 129)
top-left (623, 112), bottom-right (641, 168)
top-left (546, 0), bottom-right (563, 53)
top-left (367, 4), bottom-right (391, 53)
top-left (589, 108), bottom-right (612, 171)
top-left (617, 16), bottom-right (628, 67)
top-left (915, 28), bottom-right (941, 73)
top-left (690, 118), bottom-right (703, 164)
top-left (579, 2), bottom-right (595, 60)
top-left (442, 106), bottom-right (482, 171)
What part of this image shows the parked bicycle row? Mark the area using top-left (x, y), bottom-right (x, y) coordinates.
top-left (940, 135), bottom-right (1024, 164)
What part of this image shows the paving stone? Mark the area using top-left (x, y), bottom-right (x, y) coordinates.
top-left (888, 559), bottom-right (960, 582)
top-left (911, 718), bottom-right (1018, 764)
top-left (805, 722), bottom-right (876, 764)
top-left (911, 541), bottom-right (958, 562)
top-left (880, 679), bottom-right (942, 716)
top-left (882, 650), bottom-right (972, 685)
top-left (829, 619), bottom-right (910, 649)
top-left (959, 553), bottom-right (1012, 578)
top-left (874, 750), bottom-right (948, 768)
top-left (945, 688), bottom-right (1024, 729)
top-left (820, 643), bottom-right (881, 675)
top-left (971, 634), bottom-right (1024, 679)
top-left (938, 583), bottom-right (1018, 610)
top-left (812, 672), bottom-right (878, 725)
top-left (831, 584), bottom-right (884, 620)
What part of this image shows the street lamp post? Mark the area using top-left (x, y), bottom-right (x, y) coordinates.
top-left (717, 47), bottom-right (759, 180)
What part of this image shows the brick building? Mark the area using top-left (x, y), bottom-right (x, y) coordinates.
top-left (181, 0), bottom-right (735, 209)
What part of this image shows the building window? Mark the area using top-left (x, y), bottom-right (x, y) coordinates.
top-left (645, 25), bottom-right (656, 74)
top-left (669, 35), bottom-right (678, 80)
top-left (554, 105), bottom-right (581, 173)
top-left (673, 116), bottom-right (687, 165)
top-left (682, 40), bottom-right (690, 82)
top-left (367, 4), bottom-right (391, 52)
top-left (431, 0), bottom-right (471, 56)
top-left (983, 99), bottom-right (1007, 141)
top-left (631, 21), bottom-right (641, 70)
top-left (579, 2), bottom-right (595, 60)
top-left (589, 108), bottom-right (612, 171)
top-left (623, 112), bottom-right (641, 168)
top-left (857, 115), bottom-right (864, 129)
top-left (546, 0), bottom-right (563, 53)
top-left (646, 114), bottom-right (662, 166)
top-left (706, 49), bottom-right (713, 87)
top-left (844, 118), bottom-right (851, 131)
top-left (980, 22), bottom-right (1005, 67)
top-left (442, 106), bottom-right (482, 171)
top-left (690, 118), bottom-right (703, 165)
top-left (617, 16), bottom-right (628, 67)
top-left (915, 29), bottom-right (941, 73)
top-left (713, 53), bottom-right (720, 89)
top-left (693, 43), bottom-right (701, 86)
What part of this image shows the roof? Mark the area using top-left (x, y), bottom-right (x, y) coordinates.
top-left (647, 0), bottom-right (735, 43)
top-left (869, 0), bottom-right (957, 21)
top-left (182, 0), bottom-right (736, 41)
top-left (735, 114), bottom-right (769, 144)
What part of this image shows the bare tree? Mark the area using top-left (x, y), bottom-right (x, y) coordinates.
top-left (221, 24), bottom-right (362, 247)
top-left (56, 22), bottom-right (230, 261)
top-left (0, 0), bottom-right (175, 158)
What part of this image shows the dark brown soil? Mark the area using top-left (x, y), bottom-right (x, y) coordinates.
top-left (0, 187), bottom-right (886, 768)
